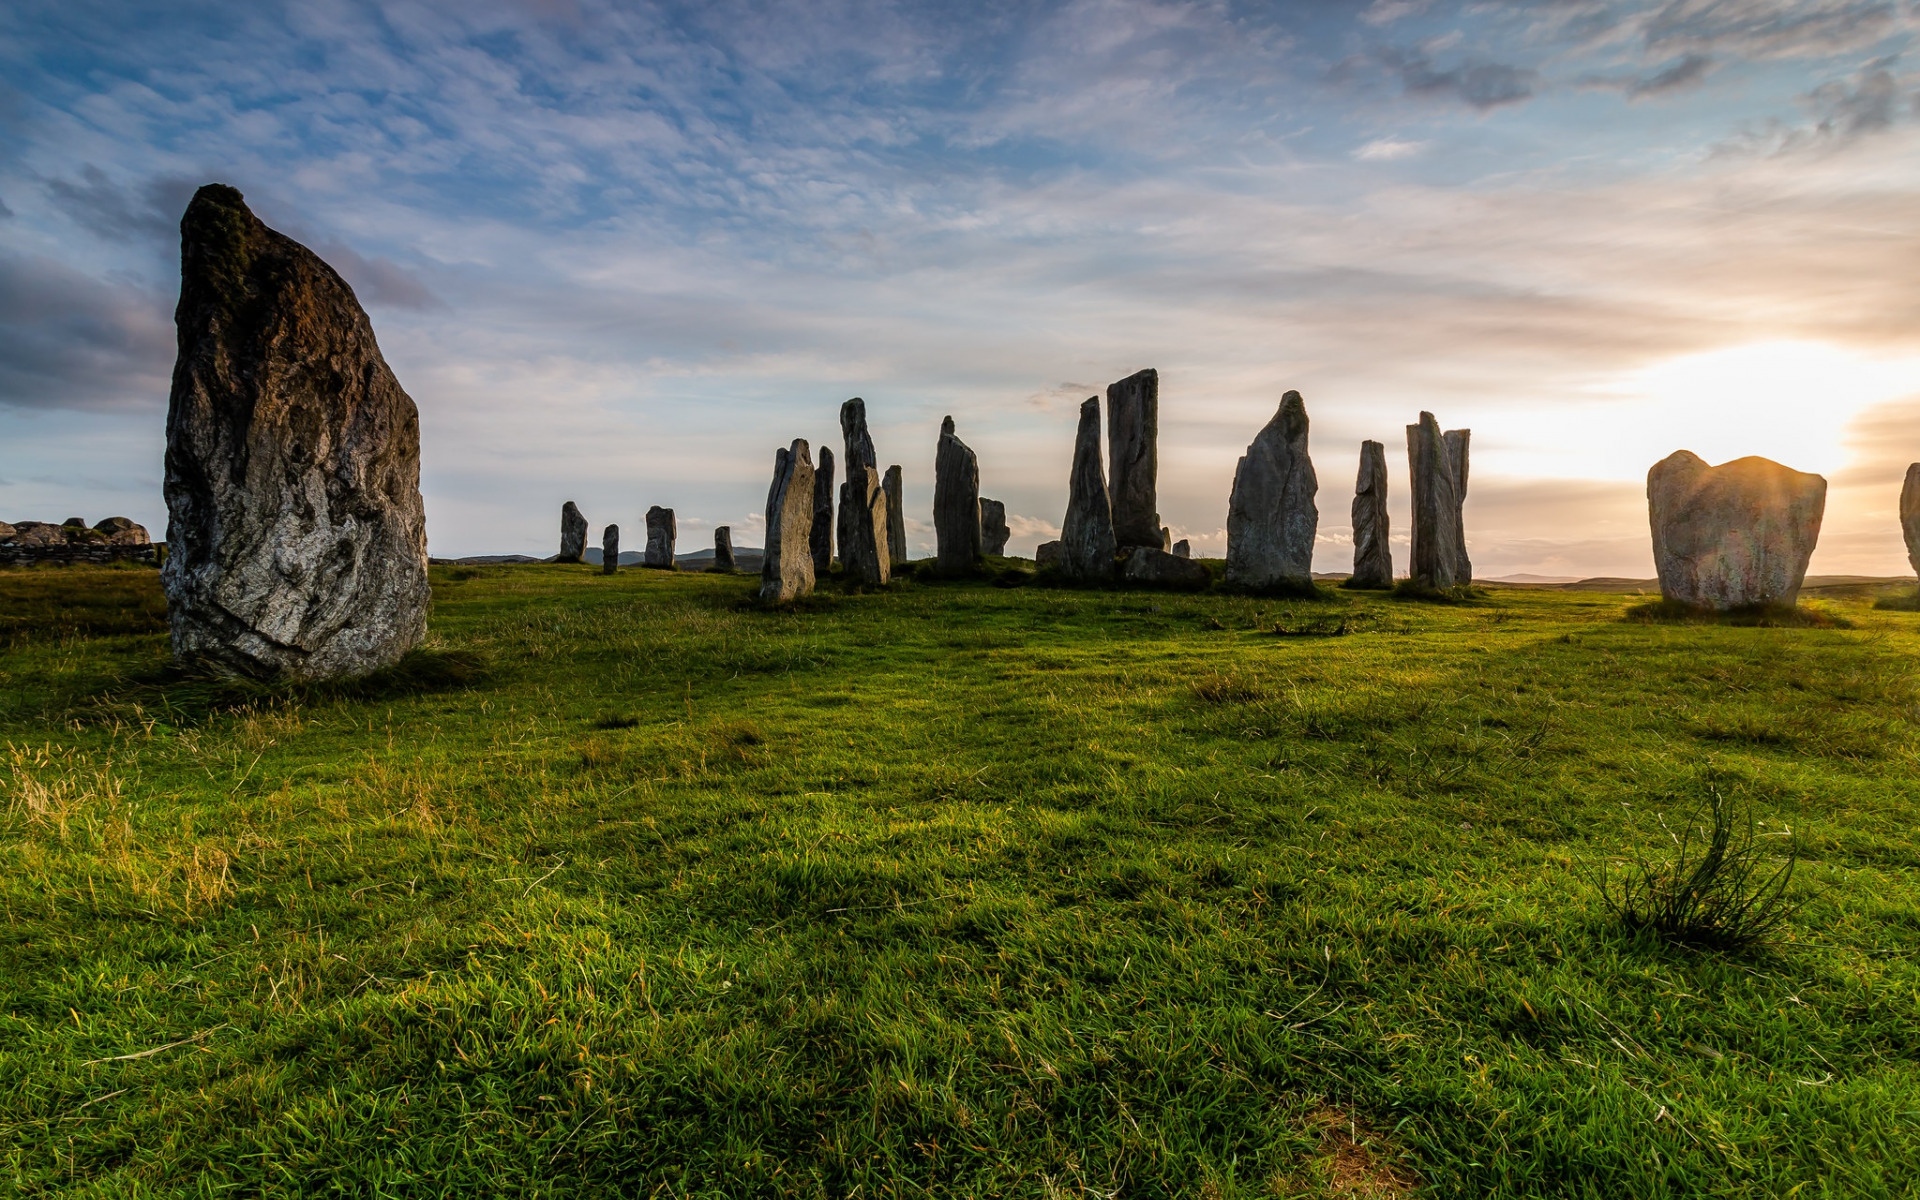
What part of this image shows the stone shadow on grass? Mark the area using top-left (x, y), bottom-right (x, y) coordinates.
top-left (1623, 599), bottom-right (1850, 629)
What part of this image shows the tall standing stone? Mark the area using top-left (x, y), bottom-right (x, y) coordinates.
top-left (558, 502), bottom-right (588, 563)
top-left (602, 524), bottom-right (620, 575)
top-left (934, 416), bottom-right (982, 575)
top-left (644, 506), bottom-right (677, 569)
top-left (1902, 464), bottom-right (1920, 580)
top-left (1648, 451), bottom-right (1826, 609)
top-left (811, 446), bottom-right (836, 575)
top-left (1106, 368), bottom-right (1160, 549)
top-left (1060, 397), bottom-right (1117, 582)
top-left (1348, 440), bottom-right (1393, 588)
top-left (162, 183), bottom-right (428, 680)
top-left (979, 498), bottom-right (1010, 556)
top-left (1406, 412), bottom-right (1468, 589)
top-left (713, 526), bottom-right (735, 573)
top-left (1444, 429), bottom-right (1472, 583)
top-left (884, 465), bottom-right (907, 566)
top-left (1225, 390), bottom-right (1319, 593)
top-left (761, 440), bottom-right (816, 602)
top-left (837, 398), bottom-right (888, 584)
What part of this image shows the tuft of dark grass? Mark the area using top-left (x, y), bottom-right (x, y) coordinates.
top-left (1593, 781), bottom-right (1803, 951)
top-left (1391, 580), bottom-right (1482, 603)
top-left (1192, 672), bottom-right (1266, 704)
top-left (1873, 589), bottom-right (1920, 611)
top-left (0, 562), bottom-right (168, 647)
top-left (593, 713), bottom-right (640, 730)
top-left (1625, 599), bottom-right (1850, 628)
top-left (85, 646), bottom-right (492, 726)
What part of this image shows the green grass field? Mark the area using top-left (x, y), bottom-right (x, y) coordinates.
top-left (2, 561), bottom-right (1917, 1197)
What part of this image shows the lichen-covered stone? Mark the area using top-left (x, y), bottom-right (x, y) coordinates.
top-left (1171, 538), bottom-right (1191, 559)
top-left (1225, 390), bottom-right (1318, 592)
top-left (644, 506), bottom-right (677, 569)
top-left (1123, 545), bottom-right (1210, 589)
top-left (1061, 397), bottom-right (1116, 582)
top-left (884, 465), bottom-right (907, 566)
top-left (162, 184), bottom-right (427, 680)
top-left (1445, 429), bottom-right (1472, 582)
top-left (1106, 369), bottom-right (1160, 549)
top-left (559, 501), bottom-right (588, 563)
top-left (1406, 412), bottom-right (1467, 589)
top-left (1648, 451), bottom-right (1825, 609)
top-left (601, 525), bottom-right (619, 575)
top-left (761, 440), bottom-right (816, 602)
top-left (1348, 440), bottom-right (1393, 588)
top-left (840, 464), bottom-right (891, 586)
top-left (713, 526), bottom-right (735, 573)
top-left (1035, 540), bottom-right (1062, 569)
top-left (1902, 464), bottom-right (1920, 580)
top-left (934, 416), bottom-right (982, 575)
top-left (979, 498), bottom-right (1009, 555)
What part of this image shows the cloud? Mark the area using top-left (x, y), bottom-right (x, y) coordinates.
top-left (43, 165), bottom-right (198, 244)
top-left (1642, 0), bottom-right (1904, 61)
top-left (0, 252), bottom-right (172, 410)
top-left (1379, 46), bottom-right (1539, 109)
top-left (1354, 136), bottom-right (1427, 160)
top-left (312, 240), bottom-right (445, 311)
top-left (1633, 51), bottom-right (1717, 95)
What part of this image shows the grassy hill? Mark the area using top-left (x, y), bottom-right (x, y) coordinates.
top-left (1, 562), bottom-right (1916, 1197)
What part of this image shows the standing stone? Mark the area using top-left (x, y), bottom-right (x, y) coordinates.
top-left (1123, 545), bottom-right (1211, 589)
top-left (602, 525), bottom-right (620, 575)
top-left (1060, 397), bottom-right (1117, 582)
top-left (713, 526), bottom-right (735, 573)
top-left (934, 416), bottom-right (982, 575)
top-left (1901, 464), bottom-right (1920, 580)
top-left (162, 183), bottom-right (427, 680)
top-left (1035, 541), bottom-right (1062, 569)
top-left (644, 506), bottom-right (677, 569)
top-left (1648, 451), bottom-right (1826, 610)
top-left (761, 440), bottom-right (816, 602)
top-left (1348, 440), bottom-right (1393, 589)
top-left (1172, 538), bottom-right (1191, 559)
top-left (1445, 429), bottom-right (1472, 583)
top-left (1225, 390), bottom-right (1319, 593)
top-left (1406, 412), bottom-right (1468, 590)
top-left (837, 399), bottom-right (888, 584)
top-left (884, 465), bottom-right (907, 566)
top-left (1106, 368), bottom-right (1161, 549)
top-left (979, 498), bottom-right (1010, 556)
top-left (812, 446), bottom-right (836, 575)
top-left (559, 501), bottom-right (588, 563)
top-left (840, 464), bottom-right (891, 586)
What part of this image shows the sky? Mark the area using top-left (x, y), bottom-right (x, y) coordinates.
top-left (2, 0), bottom-right (1918, 574)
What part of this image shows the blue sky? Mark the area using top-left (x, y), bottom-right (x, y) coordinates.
top-left (3, 0), bottom-right (1918, 572)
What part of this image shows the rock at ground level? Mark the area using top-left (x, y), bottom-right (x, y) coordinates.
top-left (162, 183), bottom-right (428, 680)
top-left (1122, 545), bottom-right (1211, 589)
top-left (812, 447), bottom-right (836, 575)
top-left (1648, 451), bottom-right (1825, 609)
top-left (840, 463), bottom-right (891, 586)
top-left (1106, 368), bottom-right (1161, 549)
top-left (601, 525), bottom-right (620, 575)
top-left (762, 440), bottom-right (817, 602)
top-left (934, 416), bottom-right (982, 575)
top-left (713, 526), bottom-right (735, 572)
top-left (1172, 539), bottom-right (1191, 558)
top-left (644, 506), bottom-right (677, 569)
top-left (979, 498), bottom-right (1009, 555)
top-left (559, 502), bottom-right (588, 563)
top-left (1036, 541), bottom-right (1062, 569)
top-left (1405, 412), bottom-right (1468, 590)
top-left (1060, 397), bottom-right (1117, 582)
top-left (884, 465), bottom-right (907, 566)
top-left (1349, 440), bottom-right (1393, 588)
top-left (1225, 390), bottom-right (1318, 592)
top-left (1903, 464), bottom-right (1920, 580)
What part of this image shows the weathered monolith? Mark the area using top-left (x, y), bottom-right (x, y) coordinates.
top-left (1036, 540), bottom-right (1063, 569)
top-left (1123, 546), bottom-right (1210, 589)
top-left (761, 440), bottom-right (816, 602)
top-left (1406, 412), bottom-right (1468, 589)
top-left (884, 465), bottom-right (907, 566)
top-left (1648, 451), bottom-right (1826, 609)
top-left (602, 525), bottom-right (620, 575)
top-left (1445, 429), bottom-right (1472, 581)
top-left (1061, 397), bottom-right (1117, 582)
top-left (1902, 464), bottom-right (1920, 579)
top-left (812, 446), bottom-right (836, 575)
top-left (1172, 538), bottom-right (1191, 559)
top-left (837, 399), bottom-right (888, 584)
top-left (559, 501), bottom-right (588, 563)
top-left (1348, 440), bottom-right (1393, 589)
top-left (713, 526), bottom-right (735, 573)
top-left (934, 416), bottom-right (982, 575)
top-left (840, 464), bottom-right (890, 586)
top-left (1225, 390), bottom-right (1318, 593)
top-left (644, 506), bottom-right (676, 569)
top-left (162, 183), bottom-right (428, 680)
top-left (1106, 369), bottom-right (1160, 549)
top-left (979, 498), bottom-right (1010, 556)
